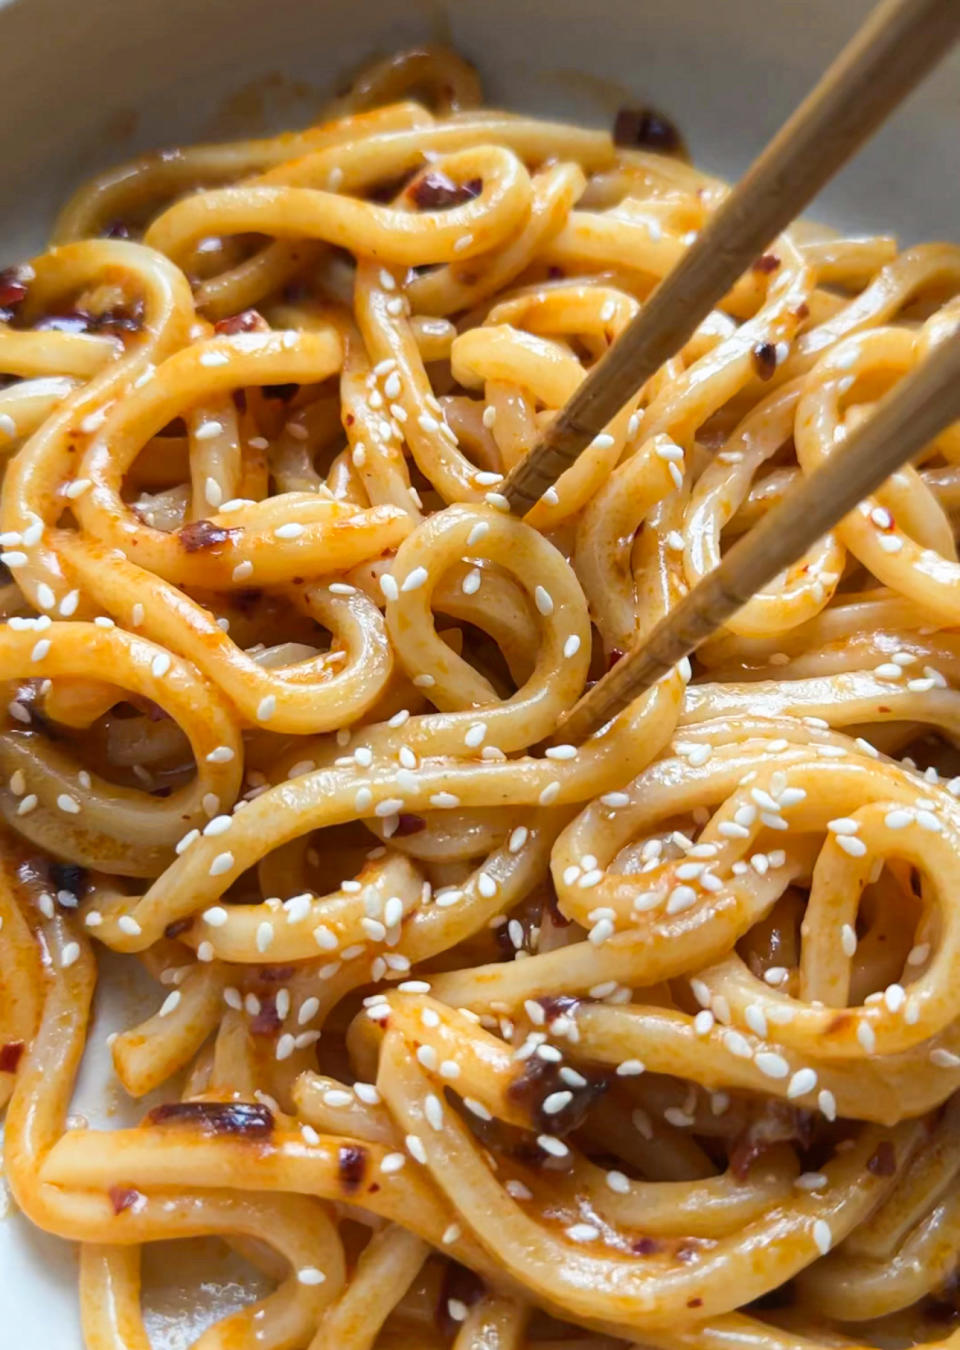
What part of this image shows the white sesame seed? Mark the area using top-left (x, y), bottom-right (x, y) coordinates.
top-left (857, 1021), bottom-right (877, 1053)
top-left (787, 1068), bottom-right (817, 1098)
top-left (930, 1048), bottom-right (960, 1068)
top-left (297, 1267), bottom-right (326, 1285)
top-left (723, 1030), bottom-right (752, 1059)
top-left (465, 722), bottom-right (487, 748)
top-left (812, 1219), bottom-right (832, 1255)
top-left (541, 1090), bottom-right (573, 1116)
top-left (884, 983), bottom-right (906, 1013)
top-left (398, 565), bottom-right (430, 595)
top-left (61, 942), bottom-right (81, 968)
top-left (539, 781), bottom-right (561, 806)
top-left (667, 885), bottom-right (697, 914)
top-left (885, 809), bottom-right (913, 830)
top-left (534, 585), bottom-right (554, 616)
top-left (118, 915), bottom-right (142, 936)
top-left (755, 1051), bottom-right (790, 1079)
top-left (424, 1093), bottom-right (444, 1130)
top-left (209, 852), bottom-right (234, 877)
top-left (256, 694), bottom-right (276, 721)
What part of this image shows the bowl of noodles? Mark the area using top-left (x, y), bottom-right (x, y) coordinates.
top-left (3, 1), bottom-right (960, 1348)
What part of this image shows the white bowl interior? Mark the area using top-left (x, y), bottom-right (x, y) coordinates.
top-left (1, 0), bottom-right (959, 259)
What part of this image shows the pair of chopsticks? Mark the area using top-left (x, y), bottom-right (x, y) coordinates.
top-left (496, 0), bottom-right (960, 744)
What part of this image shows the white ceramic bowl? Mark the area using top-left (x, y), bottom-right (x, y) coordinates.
top-left (1, 1), bottom-right (957, 1343)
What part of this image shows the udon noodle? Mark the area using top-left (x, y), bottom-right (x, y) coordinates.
top-left (2, 41), bottom-right (960, 1350)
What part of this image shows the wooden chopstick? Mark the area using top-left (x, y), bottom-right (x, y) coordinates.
top-left (501, 0), bottom-right (960, 516)
top-left (558, 327), bottom-right (960, 744)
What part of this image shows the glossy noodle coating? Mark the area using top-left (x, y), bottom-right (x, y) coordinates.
top-left (2, 41), bottom-right (960, 1350)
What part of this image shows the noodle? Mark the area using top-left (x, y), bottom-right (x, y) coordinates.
top-left (2, 40), bottom-right (960, 1350)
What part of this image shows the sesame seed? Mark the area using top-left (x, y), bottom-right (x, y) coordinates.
top-left (539, 781), bottom-right (561, 805)
top-left (788, 1068), bottom-right (818, 1098)
top-left (755, 1051), bottom-right (790, 1079)
top-left (209, 852), bottom-right (234, 877)
top-left (818, 1089), bottom-right (837, 1120)
top-left (857, 1022), bottom-right (877, 1053)
top-left (841, 924), bottom-right (857, 957)
top-left (885, 809), bottom-right (913, 830)
top-left (667, 885), bottom-right (697, 914)
top-left (406, 1134), bottom-right (427, 1164)
top-left (61, 942), bottom-right (81, 968)
top-left (401, 565), bottom-right (429, 592)
top-left (380, 1152), bottom-right (406, 1173)
top-left (837, 835), bottom-right (867, 858)
top-left (616, 1059), bottom-right (645, 1076)
top-left (745, 1005), bottom-right (768, 1037)
top-left (542, 1090), bottom-right (573, 1115)
top-left (665, 1107), bottom-right (694, 1128)
top-left (930, 1048), bottom-right (960, 1068)
top-left (795, 1172), bottom-right (828, 1191)
top-left (812, 1219), bottom-right (832, 1255)
top-left (884, 983), bottom-right (906, 1013)
top-left (465, 722), bottom-right (487, 748)
top-left (534, 585), bottom-right (554, 616)
top-left (723, 1030), bottom-right (752, 1059)
top-left (256, 694), bottom-right (276, 721)
top-left (380, 573), bottom-right (399, 602)
top-left (118, 915), bottom-right (142, 936)
top-left (297, 1267), bottom-right (326, 1285)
